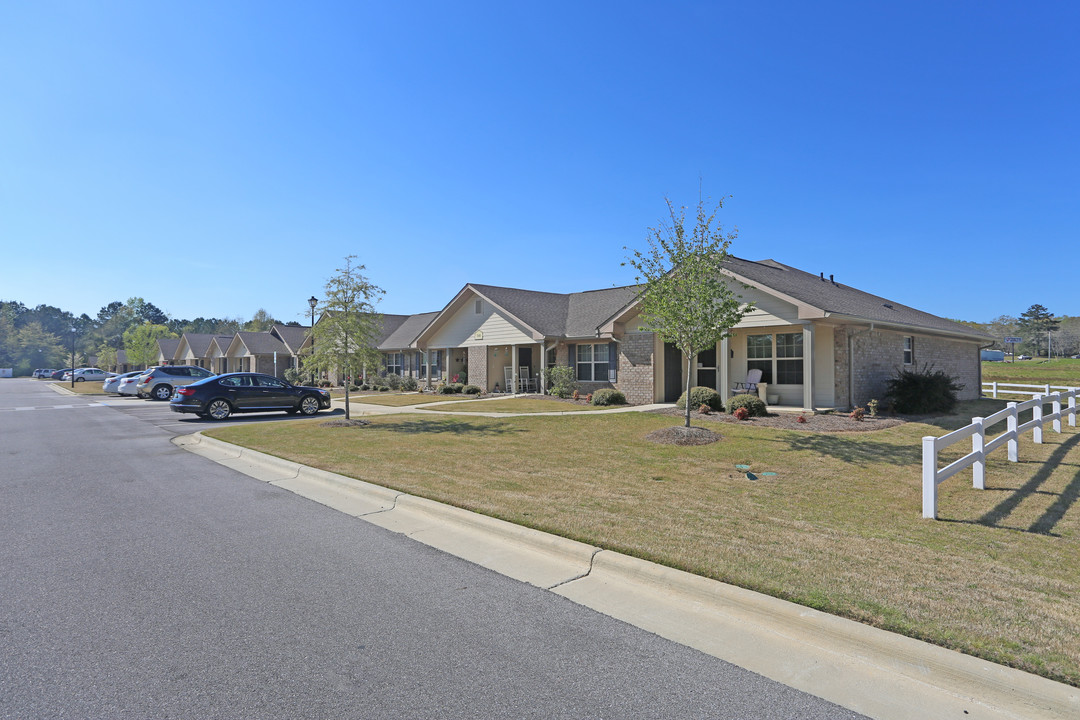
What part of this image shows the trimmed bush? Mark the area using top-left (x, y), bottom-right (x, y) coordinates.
top-left (547, 365), bottom-right (578, 399)
top-left (462, 384), bottom-right (482, 395)
top-left (885, 364), bottom-right (963, 414)
top-left (359, 383), bottom-right (370, 391)
top-left (437, 384), bottom-right (457, 395)
top-left (401, 376), bottom-right (419, 392)
top-left (675, 386), bottom-right (724, 412)
top-left (384, 373), bottom-right (403, 390)
top-left (727, 393), bottom-right (767, 417)
top-left (591, 388), bottom-right (626, 406)
top-left (378, 385), bottom-right (390, 392)
top-left (348, 385), bottom-right (359, 392)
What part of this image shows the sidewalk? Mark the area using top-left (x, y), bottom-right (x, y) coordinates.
top-left (174, 431), bottom-right (1078, 720)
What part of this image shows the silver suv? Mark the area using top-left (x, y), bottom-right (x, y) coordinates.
top-left (136, 365), bottom-right (216, 400)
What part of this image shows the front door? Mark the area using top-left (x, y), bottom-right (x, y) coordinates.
top-left (696, 347), bottom-right (717, 390)
top-left (664, 342), bottom-right (682, 402)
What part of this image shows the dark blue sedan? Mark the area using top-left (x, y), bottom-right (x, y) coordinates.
top-left (170, 372), bottom-right (332, 420)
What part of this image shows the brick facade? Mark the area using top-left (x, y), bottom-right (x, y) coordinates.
top-left (468, 346), bottom-right (487, 391)
top-left (616, 332), bottom-right (655, 405)
top-left (844, 326), bottom-right (981, 408)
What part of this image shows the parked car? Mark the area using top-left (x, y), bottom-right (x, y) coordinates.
top-left (70, 368), bottom-right (113, 383)
top-left (136, 365), bottom-right (217, 400)
top-left (103, 370), bottom-right (145, 394)
top-left (170, 372), bottom-right (332, 420)
top-left (117, 371), bottom-right (151, 397)
top-left (1018, 355), bottom-right (1032, 360)
top-left (50, 368), bottom-right (74, 380)
top-left (33, 368), bottom-right (56, 378)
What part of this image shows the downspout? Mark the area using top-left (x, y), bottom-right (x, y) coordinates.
top-left (847, 323), bottom-right (874, 410)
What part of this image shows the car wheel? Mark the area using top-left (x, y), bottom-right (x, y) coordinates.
top-left (207, 400), bottom-right (232, 421)
top-left (152, 384), bottom-right (173, 400)
top-left (137, 392), bottom-right (148, 399)
top-left (299, 395), bottom-right (320, 416)
top-left (75, 377), bottom-right (85, 382)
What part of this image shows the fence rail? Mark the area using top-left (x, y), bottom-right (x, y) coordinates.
top-left (982, 381), bottom-right (1075, 398)
top-left (922, 387), bottom-right (1078, 519)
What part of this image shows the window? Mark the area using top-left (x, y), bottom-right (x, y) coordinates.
top-left (903, 336), bottom-right (914, 365)
top-left (256, 376), bottom-right (286, 388)
top-left (546, 347), bottom-right (556, 368)
top-left (746, 334), bottom-right (773, 384)
top-left (576, 343), bottom-right (610, 382)
top-left (746, 332), bottom-right (804, 385)
top-left (385, 352), bottom-right (403, 376)
top-left (475, 300), bottom-right (482, 314)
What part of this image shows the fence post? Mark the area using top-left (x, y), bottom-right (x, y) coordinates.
top-left (1007, 402), bottom-right (1019, 462)
top-left (1045, 384), bottom-right (1052, 396)
top-left (971, 417), bottom-right (985, 490)
top-left (1052, 394), bottom-right (1062, 433)
top-left (1033, 396), bottom-right (1043, 444)
top-left (922, 436), bottom-right (938, 519)
top-left (992, 381), bottom-right (998, 399)
top-left (1070, 391), bottom-right (1077, 428)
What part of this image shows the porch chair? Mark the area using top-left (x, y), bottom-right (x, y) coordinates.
top-left (503, 366), bottom-right (515, 393)
top-left (732, 368), bottom-right (763, 396)
top-left (519, 366), bottom-right (535, 393)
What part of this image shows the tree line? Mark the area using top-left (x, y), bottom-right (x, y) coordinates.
top-left (0, 298), bottom-right (300, 375)
top-left (957, 304), bottom-right (1078, 357)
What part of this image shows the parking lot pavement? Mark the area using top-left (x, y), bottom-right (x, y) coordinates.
top-left (56, 387), bottom-right (345, 436)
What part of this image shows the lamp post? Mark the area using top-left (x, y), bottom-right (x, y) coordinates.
top-left (308, 295), bottom-right (318, 384)
top-left (70, 326), bottom-right (76, 389)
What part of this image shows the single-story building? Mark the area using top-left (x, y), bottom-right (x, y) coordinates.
top-left (376, 312), bottom-right (441, 381)
top-left (408, 257), bottom-right (993, 410)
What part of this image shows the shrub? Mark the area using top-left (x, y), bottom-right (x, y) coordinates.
top-left (796, 414), bottom-right (807, 423)
top-left (462, 384), bottom-right (482, 395)
top-left (348, 385), bottom-right (359, 392)
top-left (319, 380), bottom-right (332, 388)
top-left (384, 373), bottom-right (403, 390)
top-left (676, 386), bottom-right (724, 412)
top-left (867, 398), bottom-right (879, 417)
top-left (572, 390), bottom-right (580, 401)
top-left (437, 383), bottom-right (457, 395)
top-left (448, 382), bottom-right (464, 393)
top-left (547, 365), bottom-right (578, 399)
top-left (885, 364), bottom-right (964, 414)
top-left (359, 383), bottom-right (370, 391)
top-left (401, 376), bottom-right (419, 391)
top-left (733, 407), bottom-right (750, 420)
top-left (378, 385), bottom-right (390, 392)
top-left (699, 403), bottom-right (711, 415)
top-left (727, 393), bottom-right (767, 417)
top-left (591, 388), bottom-right (626, 406)
top-left (283, 368), bottom-right (305, 386)
top-left (849, 407), bottom-right (865, 421)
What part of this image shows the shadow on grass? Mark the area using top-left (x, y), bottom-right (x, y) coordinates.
top-left (972, 433), bottom-right (1080, 535)
top-left (376, 418), bottom-right (525, 436)
top-left (776, 433), bottom-right (921, 466)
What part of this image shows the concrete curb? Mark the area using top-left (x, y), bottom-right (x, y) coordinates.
top-left (172, 432), bottom-right (1079, 720)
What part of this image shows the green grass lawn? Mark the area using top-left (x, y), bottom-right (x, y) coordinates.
top-left (208, 406), bottom-right (1080, 686)
top-left (983, 358), bottom-right (1080, 387)
top-left (339, 392), bottom-right (452, 407)
top-left (426, 397), bottom-right (610, 413)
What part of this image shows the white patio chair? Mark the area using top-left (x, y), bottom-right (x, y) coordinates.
top-left (732, 368), bottom-right (763, 395)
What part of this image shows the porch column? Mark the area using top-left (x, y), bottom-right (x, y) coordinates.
top-left (511, 344), bottom-right (519, 393)
top-left (424, 348), bottom-right (432, 389)
top-left (720, 336), bottom-right (731, 404)
top-left (803, 325), bottom-right (815, 411)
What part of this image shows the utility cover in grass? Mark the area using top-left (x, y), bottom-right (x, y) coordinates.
top-left (644, 426), bottom-right (721, 446)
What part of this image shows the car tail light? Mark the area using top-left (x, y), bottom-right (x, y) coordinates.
top-left (176, 387), bottom-right (195, 396)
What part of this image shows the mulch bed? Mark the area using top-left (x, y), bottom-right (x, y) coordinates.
top-left (644, 426), bottom-right (723, 445)
top-left (649, 407), bottom-right (905, 433)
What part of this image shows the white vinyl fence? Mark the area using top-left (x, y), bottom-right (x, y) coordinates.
top-left (921, 387), bottom-right (1078, 519)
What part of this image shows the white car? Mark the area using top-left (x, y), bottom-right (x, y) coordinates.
top-left (118, 370), bottom-right (153, 397)
top-left (103, 370), bottom-right (144, 394)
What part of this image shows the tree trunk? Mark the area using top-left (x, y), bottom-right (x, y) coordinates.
top-left (684, 352), bottom-right (693, 428)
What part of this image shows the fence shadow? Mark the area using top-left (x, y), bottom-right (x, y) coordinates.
top-left (976, 432), bottom-right (1080, 534)
top-left (775, 434), bottom-right (921, 466)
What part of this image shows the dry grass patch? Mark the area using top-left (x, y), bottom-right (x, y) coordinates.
top-left (341, 393), bottom-right (445, 407)
top-left (59, 382), bottom-right (108, 395)
top-left (208, 410), bottom-right (1080, 686)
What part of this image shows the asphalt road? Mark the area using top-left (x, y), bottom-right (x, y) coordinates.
top-left (0, 379), bottom-right (867, 719)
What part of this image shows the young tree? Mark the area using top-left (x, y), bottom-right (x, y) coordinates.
top-left (625, 195), bottom-right (752, 429)
top-left (1018, 304), bottom-right (1059, 357)
top-left (244, 308), bottom-right (277, 332)
top-left (95, 343), bottom-right (118, 372)
top-left (123, 323), bottom-right (177, 368)
top-left (304, 256), bottom-right (384, 419)
top-left (14, 322), bottom-right (66, 374)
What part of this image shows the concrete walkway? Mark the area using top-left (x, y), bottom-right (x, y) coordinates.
top-left (174, 432), bottom-right (1077, 720)
top-left (329, 392), bottom-right (674, 417)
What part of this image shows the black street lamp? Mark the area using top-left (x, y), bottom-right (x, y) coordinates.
top-left (70, 326), bottom-right (76, 389)
top-left (308, 295), bottom-right (318, 384)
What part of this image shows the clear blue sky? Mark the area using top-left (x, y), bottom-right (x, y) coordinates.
top-left (2, 1), bottom-right (1076, 325)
